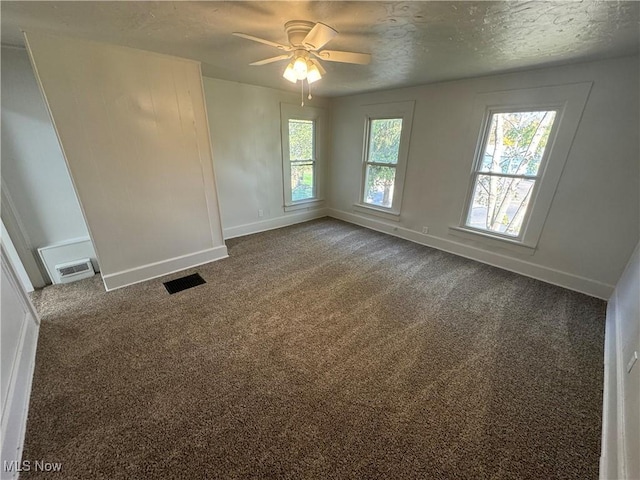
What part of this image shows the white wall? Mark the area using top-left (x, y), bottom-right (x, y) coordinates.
top-left (601, 243), bottom-right (640, 479)
top-left (203, 78), bottom-right (329, 238)
top-left (1, 46), bottom-right (92, 287)
top-left (4, 38), bottom-right (637, 298)
top-left (2, 47), bottom-right (332, 288)
top-left (328, 56), bottom-right (639, 299)
top-left (24, 32), bottom-right (227, 290)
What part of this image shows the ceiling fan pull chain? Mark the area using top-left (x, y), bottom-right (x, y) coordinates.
top-left (301, 81), bottom-right (304, 107)
top-left (308, 79), bottom-right (312, 100)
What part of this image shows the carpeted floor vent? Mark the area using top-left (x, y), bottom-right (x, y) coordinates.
top-left (163, 273), bottom-right (205, 294)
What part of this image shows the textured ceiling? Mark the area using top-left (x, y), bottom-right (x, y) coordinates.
top-left (2, 1), bottom-right (638, 97)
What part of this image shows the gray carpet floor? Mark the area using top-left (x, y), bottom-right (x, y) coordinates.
top-left (24, 218), bottom-right (605, 479)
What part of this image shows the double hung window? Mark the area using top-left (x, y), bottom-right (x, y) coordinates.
top-left (288, 119), bottom-right (316, 202)
top-left (452, 83), bottom-right (592, 251)
top-left (356, 101), bottom-right (414, 218)
top-left (465, 110), bottom-right (557, 238)
top-left (281, 104), bottom-right (325, 210)
top-left (363, 118), bottom-right (404, 209)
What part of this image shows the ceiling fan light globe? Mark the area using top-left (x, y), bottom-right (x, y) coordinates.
top-left (306, 64), bottom-right (322, 83)
top-left (283, 63), bottom-right (298, 83)
top-left (293, 57), bottom-right (308, 80)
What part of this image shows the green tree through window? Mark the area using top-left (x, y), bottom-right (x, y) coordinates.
top-left (288, 119), bottom-right (315, 202)
top-left (364, 118), bottom-right (403, 208)
top-left (466, 110), bottom-right (557, 236)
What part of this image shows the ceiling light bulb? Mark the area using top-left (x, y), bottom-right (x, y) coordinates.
top-left (306, 63), bottom-right (322, 84)
top-left (293, 57), bottom-right (308, 80)
top-left (283, 62), bottom-right (298, 83)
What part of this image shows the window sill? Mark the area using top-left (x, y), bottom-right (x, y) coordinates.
top-left (353, 203), bottom-right (400, 222)
top-left (448, 226), bottom-right (537, 256)
top-left (284, 198), bottom-right (324, 212)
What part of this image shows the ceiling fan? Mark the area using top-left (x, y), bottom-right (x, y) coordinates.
top-left (233, 20), bottom-right (371, 86)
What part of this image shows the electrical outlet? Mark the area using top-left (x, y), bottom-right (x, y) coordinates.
top-left (422, 226), bottom-right (429, 234)
top-left (258, 209), bottom-right (264, 218)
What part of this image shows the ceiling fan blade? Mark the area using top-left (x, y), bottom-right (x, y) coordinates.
top-left (309, 58), bottom-right (326, 76)
top-left (315, 50), bottom-right (371, 65)
top-left (249, 54), bottom-right (292, 66)
top-left (232, 32), bottom-right (291, 51)
top-left (302, 22), bottom-right (338, 51)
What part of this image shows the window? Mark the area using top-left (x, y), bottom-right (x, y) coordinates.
top-left (465, 110), bottom-right (557, 238)
top-left (363, 118), bottom-right (403, 208)
top-left (281, 104), bottom-right (325, 210)
top-left (451, 83), bottom-right (592, 251)
top-left (288, 119), bottom-right (316, 202)
top-left (356, 102), bottom-right (414, 219)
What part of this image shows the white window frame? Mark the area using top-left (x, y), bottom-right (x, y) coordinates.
top-left (462, 107), bottom-right (561, 242)
top-left (354, 101), bottom-right (415, 221)
top-left (450, 83), bottom-right (592, 254)
top-left (280, 103), bottom-right (325, 212)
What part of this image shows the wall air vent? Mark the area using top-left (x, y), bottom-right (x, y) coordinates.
top-left (38, 238), bottom-right (98, 285)
top-left (54, 258), bottom-right (95, 284)
top-left (58, 263), bottom-right (90, 276)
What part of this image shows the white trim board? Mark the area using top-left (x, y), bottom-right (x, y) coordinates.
top-left (328, 208), bottom-right (613, 300)
top-left (0, 181), bottom-right (48, 288)
top-left (101, 245), bottom-right (228, 291)
top-left (0, 246), bottom-right (40, 480)
top-left (600, 243), bottom-right (639, 479)
top-left (1, 220), bottom-right (33, 293)
top-left (223, 208), bottom-right (328, 240)
top-left (600, 300), bottom-right (622, 479)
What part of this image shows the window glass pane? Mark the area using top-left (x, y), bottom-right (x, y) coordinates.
top-left (368, 118), bottom-right (403, 164)
top-left (289, 119), bottom-right (313, 161)
top-left (479, 111), bottom-right (556, 177)
top-left (291, 162), bottom-right (314, 201)
top-left (466, 174), bottom-right (535, 237)
top-left (364, 165), bottom-right (396, 208)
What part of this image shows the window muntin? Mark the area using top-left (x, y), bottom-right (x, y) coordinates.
top-left (465, 110), bottom-right (557, 238)
top-left (363, 118), bottom-right (403, 208)
top-left (288, 119), bottom-right (315, 202)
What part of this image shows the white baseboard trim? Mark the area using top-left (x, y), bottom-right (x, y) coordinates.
top-left (102, 245), bottom-right (229, 291)
top-left (328, 208), bottom-right (614, 300)
top-left (223, 208), bottom-right (328, 240)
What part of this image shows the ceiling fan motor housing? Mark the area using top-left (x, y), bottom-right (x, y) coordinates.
top-left (285, 20), bottom-right (315, 47)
